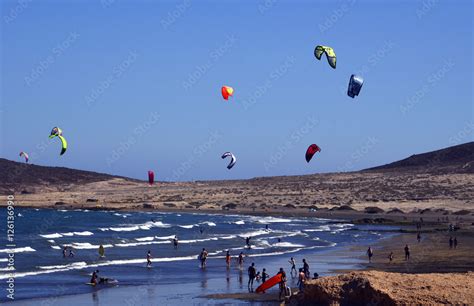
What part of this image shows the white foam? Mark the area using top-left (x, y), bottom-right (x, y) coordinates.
top-left (38, 262), bottom-right (88, 270)
top-left (0, 247), bottom-right (36, 254)
top-left (63, 243), bottom-right (113, 250)
top-left (51, 246), bottom-right (61, 250)
top-left (135, 237), bottom-right (155, 242)
top-left (0, 267), bottom-right (14, 272)
top-left (47, 240), bottom-right (55, 244)
top-left (40, 233), bottom-right (63, 239)
top-left (101, 221), bottom-right (171, 232)
top-left (73, 231), bottom-right (94, 236)
top-left (273, 242), bottom-right (305, 248)
top-left (201, 221), bottom-right (216, 227)
top-left (304, 225), bottom-right (331, 232)
top-left (155, 235), bottom-right (176, 240)
top-left (179, 225), bottom-right (195, 229)
top-left (0, 259), bottom-right (8, 262)
top-left (238, 229), bottom-right (270, 238)
top-left (256, 217), bottom-right (292, 224)
top-left (234, 220), bottom-right (245, 225)
top-left (114, 241), bottom-right (169, 248)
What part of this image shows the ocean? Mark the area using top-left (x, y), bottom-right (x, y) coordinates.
top-left (0, 208), bottom-right (395, 304)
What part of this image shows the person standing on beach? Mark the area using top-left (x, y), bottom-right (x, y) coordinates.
top-left (173, 236), bottom-right (178, 250)
top-left (90, 270), bottom-right (99, 285)
top-left (245, 237), bottom-right (252, 249)
top-left (261, 268), bottom-right (269, 283)
top-left (238, 252), bottom-right (244, 269)
top-left (388, 252), bottom-right (394, 263)
top-left (404, 244), bottom-right (410, 261)
top-left (417, 232), bottom-right (421, 243)
top-left (297, 268), bottom-right (306, 291)
top-left (146, 250), bottom-right (152, 268)
top-left (367, 247), bottom-right (374, 263)
top-left (454, 237), bottom-right (458, 249)
top-left (225, 250), bottom-right (231, 268)
top-left (302, 259), bottom-right (310, 278)
top-left (277, 268), bottom-right (287, 301)
top-left (449, 237), bottom-right (454, 249)
top-left (289, 257), bottom-right (297, 275)
top-left (247, 262), bottom-right (256, 291)
top-left (199, 248), bottom-right (208, 268)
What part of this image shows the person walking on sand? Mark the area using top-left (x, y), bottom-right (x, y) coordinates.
top-left (261, 268), bottom-right (269, 283)
top-left (302, 258), bottom-right (310, 278)
top-left (238, 252), bottom-right (244, 269)
top-left (277, 268), bottom-right (287, 301)
top-left (248, 262), bottom-right (257, 291)
top-left (225, 250), bottom-right (231, 268)
top-left (297, 268), bottom-right (306, 291)
top-left (199, 248), bottom-right (208, 268)
top-left (367, 247), bottom-right (374, 263)
top-left (454, 237), bottom-right (458, 249)
top-left (146, 250), bottom-right (152, 268)
top-left (388, 252), bottom-right (394, 263)
top-left (404, 244), bottom-right (410, 261)
top-left (289, 257), bottom-right (297, 275)
top-left (417, 232), bottom-right (421, 243)
top-left (449, 236), bottom-right (454, 249)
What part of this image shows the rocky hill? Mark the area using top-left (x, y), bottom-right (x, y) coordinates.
top-left (364, 142), bottom-right (474, 174)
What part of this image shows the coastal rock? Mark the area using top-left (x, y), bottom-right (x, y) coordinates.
top-left (289, 271), bottom-right (474, 305)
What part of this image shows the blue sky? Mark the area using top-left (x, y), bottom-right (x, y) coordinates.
top-left (1, 0), bottom-right (472, 181)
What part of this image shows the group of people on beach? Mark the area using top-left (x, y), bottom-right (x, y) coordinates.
top-left (245, 257), bottom-right (318, 300)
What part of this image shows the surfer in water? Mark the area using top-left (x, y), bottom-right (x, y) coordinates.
top-left (68, 248), bottom-right (75, 257)
top-left (248, 262), bottom-right (257, 291)
top-left (146, 250), bottom-right (152, 268)
top-left (173, 236), bottom-right (178, 250)
top-left (62, 246), bottom-right (67, 258)
top-left (99, 244), bottom-right (105, 258)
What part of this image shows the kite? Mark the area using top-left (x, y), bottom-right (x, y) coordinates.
top-left (148, 171), bottom-right (154, 185)
top-left (314, 45), bottom-right (336, 69)
top-left (49, 127), bottom-right (67, 155)
top-left (221, 86), bottom-right (234, 100)
top-left (305, 144), bottom-right (321, 163)
top-left (347, 74), bottom-right (364, 98)
top-left (221, 152), bottom-right (236, 169)
top-left (19, 151), bottom-right (29, 163)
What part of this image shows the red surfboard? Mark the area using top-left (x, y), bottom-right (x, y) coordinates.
top-left (256, 273), bottom-right (282, 293)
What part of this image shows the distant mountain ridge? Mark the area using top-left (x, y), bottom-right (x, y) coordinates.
top-left (364, 142), bottom-right (474, 173)
top-left (0, 158), bottom-right (137, 194)
top-left (1, 142), bottom-right (473, 194)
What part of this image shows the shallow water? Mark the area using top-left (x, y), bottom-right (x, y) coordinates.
top-left (0, 208), bottom-right (396, 303)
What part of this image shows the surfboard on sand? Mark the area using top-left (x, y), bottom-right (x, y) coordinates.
top-left (256, 274), bottom-right (282, 293)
